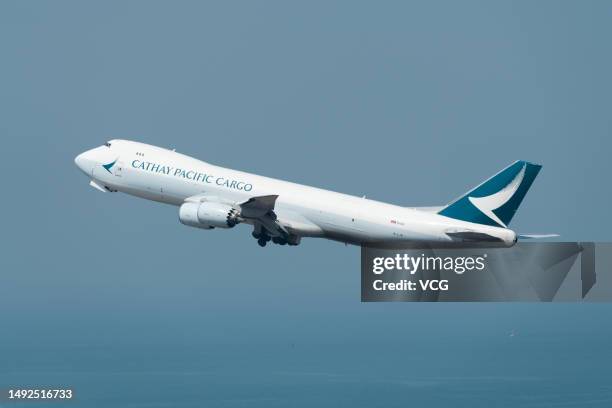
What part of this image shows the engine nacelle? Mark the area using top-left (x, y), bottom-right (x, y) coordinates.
top-left (179, 201), bottom-right (239, 229)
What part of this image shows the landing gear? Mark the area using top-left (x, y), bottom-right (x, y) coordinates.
top-left (254, 229), bottom-right (271, 247)
top-left (272, 237), bottom-right (287, 245)
top-left (252, 226), bottom-right (300, 248)
top-left (287, 234), bottom-right (301, 246)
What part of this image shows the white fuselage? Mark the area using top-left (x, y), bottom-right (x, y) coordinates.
top-left (75, 140), bottom-right (516, 247)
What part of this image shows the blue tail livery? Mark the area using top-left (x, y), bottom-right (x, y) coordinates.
top-left (438, 160), bottom-right (542, 228)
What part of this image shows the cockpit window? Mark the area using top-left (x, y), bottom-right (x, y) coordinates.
top-left (104, 142), bottom-right (112, 147)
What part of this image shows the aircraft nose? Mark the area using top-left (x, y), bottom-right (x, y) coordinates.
top-left (74, 152), bottom-right (84, 168)
top-left (74, 151), bottom-right (93, 175)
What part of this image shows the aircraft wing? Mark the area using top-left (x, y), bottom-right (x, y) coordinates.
top-left (240, 195), bottom-right (278, 218)
top-left (239, 195), bottom-right (289, 238)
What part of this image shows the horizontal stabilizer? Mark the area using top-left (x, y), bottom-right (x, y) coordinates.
top-left (518, 233), bottom-right (560, 239)
top-left (446, 231), bottom-right (504, 242)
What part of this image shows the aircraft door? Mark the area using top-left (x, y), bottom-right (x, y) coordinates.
top-left (114, 161), bottom-right (124, 177)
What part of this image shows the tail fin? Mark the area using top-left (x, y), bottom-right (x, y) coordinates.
top-left (438, 160), bottom-right (542, 228)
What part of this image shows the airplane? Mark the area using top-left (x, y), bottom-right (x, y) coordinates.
top-left (75, 140), bottom-right (554, 248)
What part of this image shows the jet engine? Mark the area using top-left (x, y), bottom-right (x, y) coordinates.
top-left (179, 201), bottom-right (241, 229)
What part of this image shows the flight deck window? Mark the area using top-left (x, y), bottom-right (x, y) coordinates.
top-left (104, 142), bottom-right (112, 147)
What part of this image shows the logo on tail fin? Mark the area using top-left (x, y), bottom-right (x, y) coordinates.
top-left (467, 164), bottom-right (526, 228)
top-left (438, 160), bottom-right (541, 228)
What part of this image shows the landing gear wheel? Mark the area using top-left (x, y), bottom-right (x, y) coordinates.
top-left (257, 238), bottom-right (267, 247)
